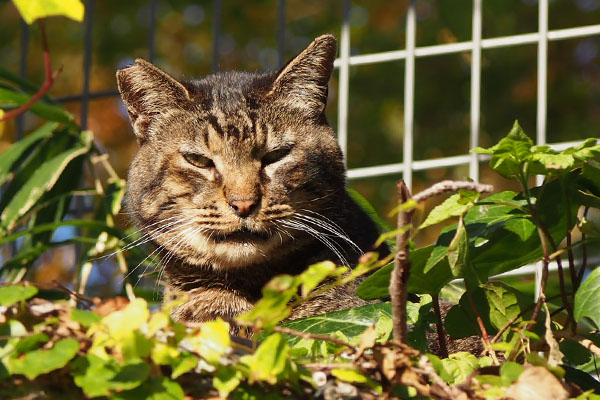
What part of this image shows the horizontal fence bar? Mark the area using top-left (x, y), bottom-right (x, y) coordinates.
top-left (333, 24), bottom-right (600, 67)
top-left (347, 139), bottom-right (586, 180)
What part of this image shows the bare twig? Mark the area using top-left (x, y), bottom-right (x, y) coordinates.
top-left (528, 227), bottom-right (551, 330)
top-left (412, 180), bottom-right (493, 203)
top-left (431, 294), bottom-right (448, 358)
top-left (1, 20), bottom-right (62, 122)
top-left (555, 331), bottom-right (600, 358)
top-left (391, 181), bottom-right (413, 343)
top-left (576, 206), bottom-right (590, 287)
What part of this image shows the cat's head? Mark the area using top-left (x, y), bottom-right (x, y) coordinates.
top-left (117, 35), bottom-right (346, 269)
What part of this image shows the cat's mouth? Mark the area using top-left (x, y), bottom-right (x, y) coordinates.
top-left (210, 227), bottom-right (272, 243)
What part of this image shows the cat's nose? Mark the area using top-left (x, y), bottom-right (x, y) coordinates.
top-left (229, 199), bottom-right (258, 218)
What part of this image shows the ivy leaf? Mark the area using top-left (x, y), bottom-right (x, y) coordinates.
top-left (574, 268), bottom-right (600, 329)
top-left (9, 338), bottom-right (79, 380)
top-left (11, 0), bottom-right (85, 24)
top-left (0, 285), bottom-right (38, 306)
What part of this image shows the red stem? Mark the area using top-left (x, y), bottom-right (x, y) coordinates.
top-left (1, 20), bottom-right (60, 122)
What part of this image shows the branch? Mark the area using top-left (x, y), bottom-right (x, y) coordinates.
top-left (1, 20), bottom-right (62, 122)
top-left (555, 331), bottom-right (600, 358)
top-left (412, 180), bottom-right (493, 203)
top-left (391, 181), bottom-right (413, 343)
top-left (431, 294), bottom-right (448, 358)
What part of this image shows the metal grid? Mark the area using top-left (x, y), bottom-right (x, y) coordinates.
top-left (13, 0), bottom-right (600, 283)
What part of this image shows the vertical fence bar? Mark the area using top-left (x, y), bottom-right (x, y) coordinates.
top-left (535, 0), bottom-right (549, 300)
top-left (536, 0), bottom-right (549, 185)
top-left (212, 0), bottom-right (222, 72)
top-left (403, 0), bottom-right (416, 190)
top-left (337, 0), bottom-right (351, 165)
top-left (469, 0), bottom-right (482, 182)
top-left (148, 0), bottom-right (157, 62)
top-left (277, 0), bottom-right (286, 67)
top-left (16, 20), bottom-right (29, 141)
top-left (81, 0), bottom-right (94, 130)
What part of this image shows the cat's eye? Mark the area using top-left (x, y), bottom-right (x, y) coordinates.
top-left (262, 148), bottom-right (291, 166)
top-left (183, 153), bottom-right (214, 169)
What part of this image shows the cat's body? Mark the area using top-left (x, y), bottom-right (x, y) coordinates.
top-left (117, 35), bottom-right (383, 323)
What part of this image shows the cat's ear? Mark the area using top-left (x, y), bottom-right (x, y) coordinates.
top-left (116, 59), bottom-right (190, 142)
top-left (268, 34), bottom-right (337, 117)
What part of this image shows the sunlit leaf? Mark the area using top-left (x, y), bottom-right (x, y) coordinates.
top-left (188, 319), bottom-right (230, 364)
top-left (9, 338), bottom-right (79, 380)
top-left (11, 0), bottom-right (84, 24)
top-left (0, 285), bottom-right (38, 306)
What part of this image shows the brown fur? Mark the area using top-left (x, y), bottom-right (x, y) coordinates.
top-left (117, 35), bottom-right (384, 323)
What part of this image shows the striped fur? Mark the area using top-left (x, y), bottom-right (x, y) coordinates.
top-left (117, 35), bottom-right (385, 323)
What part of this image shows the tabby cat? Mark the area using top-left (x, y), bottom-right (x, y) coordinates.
top-left (116, 35), bottom-right (383, 323)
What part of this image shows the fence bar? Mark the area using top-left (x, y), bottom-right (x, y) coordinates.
top-left (337, 0), bottom-right (351, 165)
top-left (277, 0), bottom-right (286, 67)
top-left (347, 139), bottom-right (585, 180)
top-left (148, 0), bottom-right (157, 62)
top-left (333, 24), bottom-right (600, 68)
top-left (536, 0), bottom-right (549, 184)
top-left (469, 0), bottom-right (482, 182)
top-left (16, 20), bottom-right (29, 141)
top-left (403, 0), bottom-right (416, 190)
top-left (81, 0), bottom-right (94, 130)
top-left (212, 0), bottom-right (222, 72)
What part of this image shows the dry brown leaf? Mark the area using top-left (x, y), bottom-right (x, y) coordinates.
top-left (506, 366), bottom-right (569, 400)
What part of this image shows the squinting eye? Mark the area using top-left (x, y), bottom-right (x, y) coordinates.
top-left (262, 148), bottom-right (291, 166)
top-left (183, 153), bottom-right (215, 169)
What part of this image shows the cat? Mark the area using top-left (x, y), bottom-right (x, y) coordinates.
top-left (116, 35), bottom-right (385, 324)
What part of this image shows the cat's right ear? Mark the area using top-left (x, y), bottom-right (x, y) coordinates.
top-left (116, 59), bottom-right (190, 143)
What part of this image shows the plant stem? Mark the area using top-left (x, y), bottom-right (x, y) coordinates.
top-left (576, 206), bottom-right (590, 287)
top-left (431, 294), bottom-right (448, 358)
top-left (391, 180), bottom-right (413, 344)
top-left (528, 226), bottom-right (551, 330)
top-left (1, 20), bottom-right (61, 122)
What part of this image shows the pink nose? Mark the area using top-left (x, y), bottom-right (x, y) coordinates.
top-left (228, 199), bottom-right (257, 217)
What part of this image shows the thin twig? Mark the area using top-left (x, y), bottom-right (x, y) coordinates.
top-left (555, 331), bottom-right (600, 358)
top-left (528, 227), bottom-right (551, 330)
top-left (412, 180), bottom-right (493, 203)
top-left (431, 294), bottom-right (448, 358)
top-left (577, 206), bottom-right (590, 287)
top-left (391, 181), bottom-right (413, 343)
top-left (1, 20), bottom-right (62, 122)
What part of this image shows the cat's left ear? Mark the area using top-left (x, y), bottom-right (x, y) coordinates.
top-left (116, 59), bottom-right (191, 143)
top-left (268, 34), bottom-right (337, 117)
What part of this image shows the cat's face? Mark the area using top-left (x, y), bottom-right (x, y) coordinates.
top-left (117, 35), bottom-right (346, 269)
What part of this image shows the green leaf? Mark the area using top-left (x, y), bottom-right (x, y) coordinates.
top-left (347, 187), bottom-right (393, 232)
top-left (71, 355), bottom-right (150, 397)
top-left (483, 282), bottom-right (528, 332)
top-left (419, 192), bottom-right (477, 229)
top-left (0, 131), bottom-right (91, 234)
top-left (101, 298), bottom-right (149, 340)
top-left (214, 366), bottom-right (243, 398)
top-left (0, 122), bottom-right (58, 185)
top-left (0, 285), bottom-right (38, 306)
top-left (113, 377), bottom-right (184, 400)
top-left (281, 302), bottom-right (393, 347)
top-left (15, 333), bottom-right (49, 354)
top-left (188, 319), bottom-right (231, 364)
top-left (574, 268), bottom-right (600, 329)
top-left (299, 261), bottom-right (338, 298)
top-left (446, 217), bottom-right (469, 278)
top-left (241, 333), bottom-right (290, 384)
top-left (503, 218), bottom-right (536, 241)
top-left (472, 120), bottom-right (534, 179)
top-left (11, 0), bottom-right (84, 24)
top-left (439, 352), bottom-right (481, 384)
top-left (70, 309), bottom-right (101, 328)
top-left (9, 338), bottom-right (79, 380)
top-left (0, 88), bottom-right (74, 124)
top-left (500, 361), bottom-right (524, 383)
top-left (237, 275), bottom-right (297, 330)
